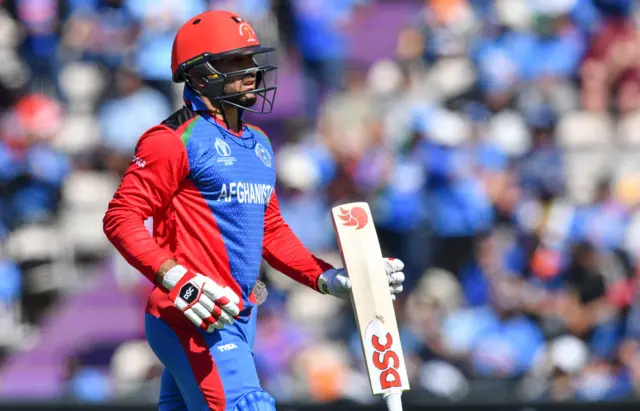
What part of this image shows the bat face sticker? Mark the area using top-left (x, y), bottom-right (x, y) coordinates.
top-left (338, 206), bottom-right (369, 230)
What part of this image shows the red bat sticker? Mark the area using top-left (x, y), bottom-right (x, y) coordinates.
top-left (337, 206), bottom-right (369, 230)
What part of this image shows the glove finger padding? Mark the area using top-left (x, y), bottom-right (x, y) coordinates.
top-left (383, 258), bottom-right (405, 273)
top-left (193, 290), bottom-right (233, 326)
top-left (206, 322), bottom-right (224, 332)
top-left (215, 304), bottom-right (234, 325)
top-left (388, 271), bottom-right (405, 286)
top-left (221, 286), bottom-right (241, 316)
top-left (202, 284), bottom-right (240, 317)
top-left (197, 293), bottom-right (215, 313)
top-left (192, 302), bottom-right (216, 325)
top-left (183, 307), bottom-right (207, 330)
top-left (389, 284), bottom-right (403, 294)
top-left (168, 270), bottom-right (238, 332)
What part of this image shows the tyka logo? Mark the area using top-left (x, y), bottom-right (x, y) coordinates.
top-left (180, 284), bottom-right (199, 304)
top-left (364, 319), bottom-right (404, 391)
top-left (337, 206), bottom-right (369, 230)
top-left (217, 343), bottom-right (238, 352)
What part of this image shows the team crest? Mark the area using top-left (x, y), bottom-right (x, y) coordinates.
top-left (255, 143), bottom-right (272, 167)
top-left (238, 22), bottom-right (257, 43)
top-left (215, 138), bottom-right (236, 166)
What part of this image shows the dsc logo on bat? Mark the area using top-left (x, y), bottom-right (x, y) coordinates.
top-left (364, 318), bottom-right (406, 392)
top-left (372, 330), bottom-right (401, 389)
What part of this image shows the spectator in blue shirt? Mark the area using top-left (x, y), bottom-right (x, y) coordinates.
top-left (7, 0), bottom-right (71, 99)
top-left (125, 0), bottom-right (205, 106)
top-left (568, 179), bottom-right (630, 252)
top-left (290, 0), bottom-right (365, 121)
top-left (442, 276), bottom-right (544, 379)
top-left (518, 105), bottom-right (565, 201)
top-left (0, 94), bottom-right (70, 229)
top-left (419, 110), bottom-right (495, 276)
top-left (63, 0), bottom-right (140, 72)
top-left (98, 66), bottom-right (172, 175)
top-left (354, 128), bottom-right (431, 292)
top-left (524, 9), bottom-right (586, 81)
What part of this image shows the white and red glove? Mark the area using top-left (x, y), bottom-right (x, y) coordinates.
top-left (163, 265), bottom-right (240, 332)
top-left (318, 258), bottom-right (405, 301)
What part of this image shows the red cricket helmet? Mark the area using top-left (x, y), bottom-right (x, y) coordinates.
top-left (171, 10), bottom-right (277, 114)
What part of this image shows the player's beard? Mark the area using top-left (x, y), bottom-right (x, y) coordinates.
top-left (226, 92), bottom-right (257, 108)
top-left (223, 80), bottom-right (257, 108)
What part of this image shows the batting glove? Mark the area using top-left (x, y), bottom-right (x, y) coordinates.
top-left (318, 258), bottom-right (405, 301)
top-left (163, 265), bottom-right (240, 332)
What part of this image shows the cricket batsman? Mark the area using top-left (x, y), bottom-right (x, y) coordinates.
top-left (103, 10), bottom-right (406, 411)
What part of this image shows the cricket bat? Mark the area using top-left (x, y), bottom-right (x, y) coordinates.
top-left (331, 202), bottom-right (410, 411)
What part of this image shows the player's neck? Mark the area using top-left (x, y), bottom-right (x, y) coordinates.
top-left (202, 96), bottom-right (242, 133)
top-left (215, 108), bottom-right (241, 133)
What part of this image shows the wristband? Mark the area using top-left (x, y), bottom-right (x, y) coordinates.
top-left (163, 265), bottom-right (188, 291)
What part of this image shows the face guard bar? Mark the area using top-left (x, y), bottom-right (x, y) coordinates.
top-left (177, 50), bottom-right (278, 114)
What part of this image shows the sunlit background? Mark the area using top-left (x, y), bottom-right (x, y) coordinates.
top-left (1, 0), bottom-right (640, 407)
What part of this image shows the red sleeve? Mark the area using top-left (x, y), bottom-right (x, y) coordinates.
top-left (262, 191), bottom-right (334, 291)
top-left (103, 127), bottom-right (189, 282)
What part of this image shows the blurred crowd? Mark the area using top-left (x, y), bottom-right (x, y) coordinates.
top-left (4, 0), bottom-right (640, 405)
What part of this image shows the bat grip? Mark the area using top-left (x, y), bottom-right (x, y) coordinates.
top-left (383, 392), bottom-right (403, 411)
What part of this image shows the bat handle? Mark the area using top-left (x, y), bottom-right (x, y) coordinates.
top-left (383, 392), bottom-right (403, 411)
